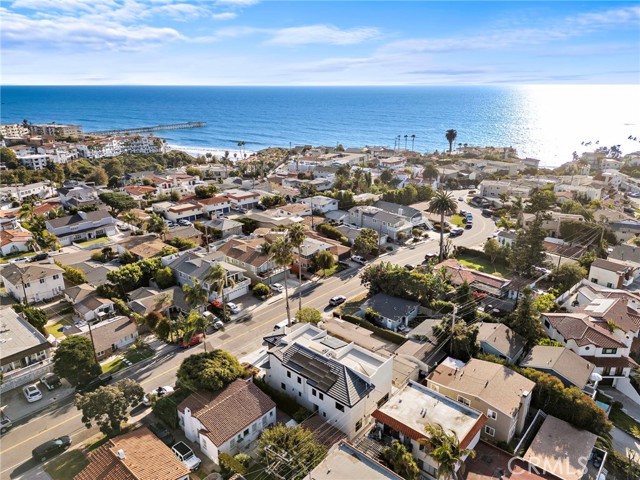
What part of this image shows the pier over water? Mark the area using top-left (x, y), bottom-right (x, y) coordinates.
top-left (89, 121), bottom-right (206, 136)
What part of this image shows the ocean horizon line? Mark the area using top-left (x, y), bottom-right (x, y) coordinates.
top-left (3, 83), bottom-right (639, 88)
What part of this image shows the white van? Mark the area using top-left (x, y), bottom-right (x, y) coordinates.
top-left (273, 318), bottom-right (295, 330)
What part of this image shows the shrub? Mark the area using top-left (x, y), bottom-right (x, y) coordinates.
top-left (253, 283), bottom-right (270, 297)
top-left (317, 223), bottom-right (348, 244)
top-left (152, 388), bottom-right (191, 429)
top-left (234, 453), bottom-right (251, 468)
top-left (219, 452), bottom-right (246, 476)
top-left (293, 407), bottom-right (310, 423)
top-left (428, 299), bottom-right (455, 315)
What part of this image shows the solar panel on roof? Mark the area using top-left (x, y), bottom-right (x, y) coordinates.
top-left (289, 350), bottom-right (338, 391)
top-left (320, 336), bottom-right (347, 350)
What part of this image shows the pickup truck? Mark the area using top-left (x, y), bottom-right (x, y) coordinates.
top-left (172, 442), bottom-right (202, 471)
top-left (0, 411), bottom-right (12, 434)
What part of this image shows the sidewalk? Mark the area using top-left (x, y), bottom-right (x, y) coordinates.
top-left (601, 387), bottom-right (640, 422)
top-left (1, 380), bottom-right (76, 423)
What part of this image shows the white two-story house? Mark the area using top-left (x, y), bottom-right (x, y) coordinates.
top-left (217, 237), bottom-right (280, 283)
top-left (1, 262), bottom-right (65, 303)
top-left (45, 210), bottom-right (117, 246)
top-left (178, 379), bottom-right (276, 465)
top-left (264, 324), bottom-right (393, 439)
top-left (347, 206), bottom-right (413, 241)
top-left (300, 195), bottom-right (339, 214)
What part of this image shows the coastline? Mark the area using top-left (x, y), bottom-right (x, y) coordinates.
top-left (167, 144), bottom-right (256, 159)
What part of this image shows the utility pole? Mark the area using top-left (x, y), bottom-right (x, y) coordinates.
top-left (86, 320), bottom-right (99, 365)
top-left (451, 305), bottom-right (458, 333)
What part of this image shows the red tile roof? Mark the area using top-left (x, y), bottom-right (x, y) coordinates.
top-left (0, 229), bottom-right (33, 247)
top-left (543, 313), bottom-right (626, 348)
top-left (434, 259), bottom-right (508, 290)
top-left (123, 185), bottom-right (156, 196)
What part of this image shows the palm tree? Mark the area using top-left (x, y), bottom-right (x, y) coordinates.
top-left (422, 164), bottom-right (439, 184)
top-left (287, 223), bottom-right (306, 312)
top-left (26, 238), bottom-right (38, 253)
top-left (18, 203), bottom-right (35, 223)
top-left (47, 207), bottom-right (64, 220)
top-left (404, 134), bottom-right (408, 150)
top-left (445, 129), bottom-right (457, 153)
top-left (411, 134), bottom-right (416, 151)
top-left (204, 263), bottom-right (235, 320)
top-left (428, 190), bottom-right (458, 262)
top-left (122, 211), bottom-right (141, 231)
top-left (271, 236), bottom-right (295, 326)
top-left (418, 424), bottom-right (476, 480)
top-left (182, 279), bottom-right (208, 313)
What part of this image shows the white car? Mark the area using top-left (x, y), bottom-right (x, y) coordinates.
top-left (226, 302), bottom-right (241, 314)
top-left (271, 283), bottom-right (284, 293)
top-left (142, 386), bottom-right (175, 406)
top-left (23, 384), bottom-right (43, 403)
top-left (351, 255), bottom-right (367, 265)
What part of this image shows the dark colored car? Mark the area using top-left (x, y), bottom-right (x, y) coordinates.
top-left (76, 373), bottom-right (112, 393)
top-left (148, 422), bottom-right (175, 446)
top-left (30, 252), bottom-right (49, 262)
top-left (40, 373), bottom-right (61, 390)
top-left (32, 436), bottom-right (72, 462)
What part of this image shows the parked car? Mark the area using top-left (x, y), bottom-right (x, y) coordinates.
top-left (172, 442), bottom-right (202, 471)
top-left (449, 227), bottom-right (464, 237)
top-left (32, 436), bottom-right (72, 462)
top-left (624, 207), bottom-right (635, 215)
top-left (274, 318), bottom-right (295, 330)
top-left (458, 196), bottom-right (465, 201)
top-left (9, 257), bottom-right (28, 264)
top-left (116, 222), bottom-right (129, 231)
top-left (0, 411), bottom-right (12, 434)
top-left (424, 253), bottom-right (438, 261)
top-left (270, 283), bottom-right (284, 293)
top-left (148, 422), bottom-right (175, 446)
top-left (404, 264), bottom-right (415, 271)
top-left (482, 209), bottom-right (494, 217)
top-left (40, 373), bottom-right (61, 390)
top-left (213, 319), bottom-right (224, 330)
top-left (351, 255), bottom-right (367, 265)
top-left (23, 384), bottom-right (43, 403)
top-left (226, 302), bottom-right (241, 314)
top-left (142, 386), bottom-right (175, 406)
top-left (465, 221), bottom-right (473, 229)
top-left (256, 203), bottom-right (267, 211)
top-left (329, 295), bottom-right (347, 306)
top-left (178, 219), bottom-right (193, 226)
top-left (76, 372), bottom-right (113, 393)
top-left (181, 333), bottom-right (204, 348)
top-left (30, 252), bottom-right (49, 262)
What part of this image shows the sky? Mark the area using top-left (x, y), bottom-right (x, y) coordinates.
top-left (1, 0), bottom-right (639, 85)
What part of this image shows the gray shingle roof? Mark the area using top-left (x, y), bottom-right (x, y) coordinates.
top-left (362, 293), bottom-right (420, 321)
top-left (373, 200), bottom-right (421, 219)
top-left (46, 210), bottom-right (113, 229)
top-left (271, 343), bottom-right (374, 407)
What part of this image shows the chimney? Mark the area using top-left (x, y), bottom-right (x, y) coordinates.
top-left (117, 449), bottom-right (125, 459)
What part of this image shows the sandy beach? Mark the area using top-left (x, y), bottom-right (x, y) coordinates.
top-left (167, 144), bottom-right (255, 160)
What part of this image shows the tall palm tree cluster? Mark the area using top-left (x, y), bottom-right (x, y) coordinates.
top-left (428, 190), bottom-right (458, 262)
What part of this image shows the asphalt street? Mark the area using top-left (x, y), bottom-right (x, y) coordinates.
top-left (0, 192), bottom-right (495, 479)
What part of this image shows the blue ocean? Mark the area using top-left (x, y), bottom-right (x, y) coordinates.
top-left (1, 85), bottom-right (639, 167)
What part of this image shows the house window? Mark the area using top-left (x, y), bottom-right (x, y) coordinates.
top-left (312, 389), bottom-right (317, 396)
top-left (270, 411), bottom-right (273, 417)
top-left (53, 275), bottom-right (60, 280)
top-left (287, 371), bottom-right (291, 378)
top-left (299, 392), bottom-right (302, 397)
top-left (591, 278), bottom-right (598, 284)
top-left (335, 402), bottom-right (344, 412)
top-left (603, 348), bottom-right (617, 354)
top-left (39, 279), bottom-right (45, 284)
top-left (484, 426), bottom-right (496, 437)
top-left (457, 396), bottom-right (471, 406)
top-left (487, 409), bottom-right (497, 420)
top-left (323, 412), bottom-right (326, 418)
top-left (244, 429), bottom-right (249, 436)
top-left (377, 393), bottom-right (389, 407)
top-left (319, 393), bottom-right (324, 400)
top-left (230, 438), bottom-right (236, 448)
top-left (356, 419), bottom-right (363, 431)
top-left (281, 383), bottom-right (286, 390)
top-left (252, 423), bottom-right (258, 432)
top-left (607, 282), bottom-right (613, 288)
top-left (297, 377), bottom-right (301, 384)
top-left (262, 417), bottom-right (268, 428)
top-left (544, 319), bottom-right (550, 328)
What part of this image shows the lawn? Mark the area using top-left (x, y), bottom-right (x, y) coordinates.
top-left (315, 262), bottom-right (346, 278)
top-left (457, 252), bottom-right (509, 277)
top-left (0, 251), bottom-right (38, 264)
top-left (43, 304), bottom-right (75, 338)
top-left (43, 450), bottom-right (88, 480)
top-left (101, 347), bottom-right (154, 374)
top-left (75, 237), bottom-right (111, 247)
top-left (450, 214), bottom-right (466, 227)
top-left (610, 405), bottom-right (640, 439)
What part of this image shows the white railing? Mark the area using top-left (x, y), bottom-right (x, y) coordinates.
top-left (0, 359), bottom-right (53, 394)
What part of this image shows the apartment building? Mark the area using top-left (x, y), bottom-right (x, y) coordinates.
top-left (77, 135), bottom-right (165, 159)
top-left (27, 123), bottom-right (81, 137)
top-left (427, 358), bottom-right (535, 443)
top-left (0, 124), bottom-right (29, 137)
top-left (264, 324), bottom-right (393, 439)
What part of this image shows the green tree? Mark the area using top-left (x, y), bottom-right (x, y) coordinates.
top-left (86, 167), bottom-right (109, 186)
top-left (510, 288), bottom-right (544, 348)
top-left (428, 190), bottom-right (458, 262)
top-left (271, 236), bottom-right (295, 326)
top-left (103, 158), bottom-right (125, 178)
top-left (253, 283), bottom-right (270, 297)
top-left (380, 169), bottom-right (394, 185)
top-left (553, 262), bottom-right (587, 293)
top-left (176, 350), bottom-right (244, 391)
top-left (75, 378), bottom-right (144, 437)
top-left (382, 440), bottom-right (420, 480)
top-left (483, 238), bottom-right (502, 264)
top-left (295, 307), bottom-right (322, 325)
top-left (0, 147), bottom-right (18, 169)
top-left (353, 228), bottom-right (379, 257)
top-left (526, 188), bottom-right (556, 213)
top-left (445, 129), bottom-right (457, 153)
top-left (433, 320), bottom-right (479, 362)
top-left (146, 213), bottom-right (168, 235)
top-left (18, 203), bottom-right (36, 223)
top-left (422, 163), bottom-right (439, 183)
top-left (204, 263), bottom-right (235, 320)
top-left (288, 223), bottom-right (306, 312)
top-left (182, 279), bottom-right (209, 312)
top-left (55, 261), bottom-right (88, 285)
top-left (181, 310), bottom-right (212, 352)
top-left (53, 336), bottom-right (101, 385)
top-left (194, 184), bottom-right (219, 199)
top-left (258, 425), bottom-right (327, 480)
top-left (21, 306), bottom-right (47, 333)
top-left (508, 213), bottom-right (547, 275)
top-left (311, 249), bottom-right (336, 275)
top-left (154, 266), bottom-right (175, 289)
top-left (107, 263), bottom-right (144, 292)
top-left (98, 192), bottom-right (137, 217)
top-left (419, 424), bottom-right (476, 480)
top-left (455, 281), bottom-right (476, 322)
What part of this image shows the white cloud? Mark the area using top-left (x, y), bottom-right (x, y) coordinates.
top-left (153, 3), bottom-right (208, 21)
top-left (212, 12), bottom-right (237, 21)
top-left (266, 24), bottom-right (380, 46)
top-left (216, 0), bottom-right (259, 5)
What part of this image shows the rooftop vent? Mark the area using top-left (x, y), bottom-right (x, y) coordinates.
top-left (117, 449), bottom-right (125, 459)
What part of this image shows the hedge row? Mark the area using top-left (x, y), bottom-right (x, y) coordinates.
top-left (333, 313), bottom-right (407, 345)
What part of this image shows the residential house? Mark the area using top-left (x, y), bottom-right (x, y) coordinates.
top-left (608, 219), bottom-right (640, 243)
top-left (0, 229), bottom-right (33, 256)
top-left (163, 203), bottom-right (203, 222)
top-left (274, 203), bottom-right (312, 217)
top-left (1, 262), bottom-right (65, 303)
top-left (372, 380), bottom-right (485, 480)
top-left (519, 346), bottom-right (596, 392)
top-left (426, 358), bottom-right (535, 443)
top-left (378, 156), bottom-right (406, 169)
top-left (304, 230), bottom-right (351, 260)
top-left (64, 283), bottom-right (96, 305)
top-left (373, 201), bottom-right (425, 226)
top-left (554, 183), bottom-right (602, 201)
top-left (304, 441), bottom-right (404, 480)
top-left (46, 210), bottom-right (117, 246)
top-left (0, 307), bottom-right (52, 392)
top-left (282, 177), bottom-right (333, 192)
top-left (360, 293), bottom-right (420, 332)
top-left (0, 182), bottom-right (55, 202)
top-left (0, 209), bottom-right (19, 231)
top-left (71, 261), bottom-right (117, 287)
top-left (167, 251), bottom-right (250, 301)
top-left (479, 180), bottom-right (532, 199)
top-left (347, 206), bottom-right (413, 241)
top-left (609, 243), bottom-right (640, 265)
top-left (195, 196), bottom-right (232, 218)
top-left (496, 230), bottom-right (517, 248)
top-left (73, 316), bottom-right (138, 360)
top-left (300, 195), bottom-right (339, 214)
top-left (64, 283), bottom-right (115, 322)
top-left (74, 426), bottom-right (190, 480)
top-left (264, 323), bottom-right (393, 439)
top-left (434, 259), bottom-right (510, 298)
top-left (123, 185), bottom-right (156, 200)
top-left (589, 257), bottom-right (639, 288)
top-left (298, 238), bottom-right (334, 270)
top-left (116, 234), bottom-right (170, 260)
top-left (225, 189), bottom-right (260, 209)
top-left (58, 182), bottom-right (99, 209)
top-left (520, 211), bottom-right (584, 238)
top-left (520, 415), bottom-right (603, 480)
top-left (217, 237), bottom-right (280, 283)
top-left (127, 286), bottom-right (190, 317)
top-left (204, 218), bottom-right (243, 238)
top-left (178, 379), bottom-right (276, 465)
top-left (476, 322), bottom-right (526, 363)
top-left (28, 123), bottom-right (81, 136)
